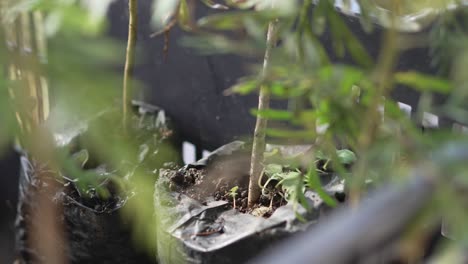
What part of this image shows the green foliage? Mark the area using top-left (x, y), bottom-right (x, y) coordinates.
top-left (305, 165), bottom-right (336, 207)
top-left (336, 149), bottom-right (357, 165)
top-left (261, 148), bottom-right (354, 215)
top-left (394, 71), bottom-right (453, 93)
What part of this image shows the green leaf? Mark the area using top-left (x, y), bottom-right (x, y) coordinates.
top-left (311, 0), bottom-right (327, 35)
top-left (278, 170), bottom-right (310, 213)
top-left (230, 186), bottom-right (239, 195)
top-left (394, 71), bottom-right (453, 93)
top-left (178, 0), bottom-right (192, 31)
top-left (227, 79), bottom-right (259, 95)
top-left (328, 9), bottom-right (373, 67)
top-left (306, 166), bottom-right (337, 207)
top-left (197, 11), bottom-right (271, 30)
top-left (268, 82), bottom-right (289, 97)
top-left (344, 30), bottom-right (373, 68)
top-left (266, 128), bottom-right (316, 139)
top-left (251, 108), bottom-right (293, 120)
top-left (264, 163), bottom-right (283, 177)
top-left (336, 149), bottom-right (357, 165)
top-left (304, 24), bottom-right (330, 66)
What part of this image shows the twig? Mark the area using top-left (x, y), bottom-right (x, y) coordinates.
top-left (149, 19), bottom-right (177, 38)
top-left (247, 19), bottom-right (279, 208)
top-left (123, 0), bottom-right (138, 129)
top-left (349, 2), bottom-right (400, 206)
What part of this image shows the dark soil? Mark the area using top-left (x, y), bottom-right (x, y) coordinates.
top-left (163, 143), bottom-right (347, 217)
top-left (165, 163), bottom-right (285, 216)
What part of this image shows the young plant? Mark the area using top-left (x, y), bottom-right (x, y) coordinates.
top-left (229, 186), bottom-right (239, 209)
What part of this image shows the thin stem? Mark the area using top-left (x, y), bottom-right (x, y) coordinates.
top-left (247, 20), bottom-right (279, 208)
top-left (123, 0), bottom-right (138, 129)
top-left (349, 2), bottom-right (400, 206)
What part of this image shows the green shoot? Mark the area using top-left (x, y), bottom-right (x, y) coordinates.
top-left (229, 186), bottom-right (239, 209)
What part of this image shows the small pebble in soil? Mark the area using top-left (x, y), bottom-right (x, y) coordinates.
top-left (240, 190), bottom-right (248, 198)
top-left (251, 206), bottom-right (271, 217)
top-left (185, 174), bottom-right (194, 184)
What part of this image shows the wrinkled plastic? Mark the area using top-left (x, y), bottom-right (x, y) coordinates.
top-left (16, 101), bottom-right (175, 264)
top-left (155, 142), bottom-right (345, 264)
top-left (250, 174), bottom-right (436, 264)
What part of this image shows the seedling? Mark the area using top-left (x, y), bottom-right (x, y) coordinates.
top-left (229, 186), bottom-right (239, 209)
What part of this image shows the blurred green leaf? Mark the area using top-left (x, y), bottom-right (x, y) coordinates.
top-left (177, 0), bottom-right (192, 31)
top-left (311, 0), bottom-right (327, 35)
top-left (277, 170), bottom-right (310, 212)
top-left (328, 8), bottom-right (373, 68)
top-left (198, 10), bottom-right (273, 30)
top-left (394, 71), bottom-right (453, 93)
top-left (336, 149), bottom-right (357, 165)
top-left (306, 166), bottom-right (336, 207)
top-left (251, 108), bottom-right (293, 120)
top-left (228, 78), bottom-right (259, 95)
top-left (264, 163), bottom-right (283, 177)
top-left (181, 34), bottom-right (260, 55)
top-left (266, 128), bottom-right (316, 139)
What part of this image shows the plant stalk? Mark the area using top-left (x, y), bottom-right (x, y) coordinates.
top-left (349, 3), bottom-right (400, 206)
top-left (247, 19), bottom-right (279, 208)
top-left (123, 0), bottom-right (138, 129)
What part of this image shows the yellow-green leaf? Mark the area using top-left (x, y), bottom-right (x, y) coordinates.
top-left (394, 71), bottom-right (453, 93)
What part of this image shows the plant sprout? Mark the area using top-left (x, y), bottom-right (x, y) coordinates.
top-left (229, 186), bottom-right (239, 209)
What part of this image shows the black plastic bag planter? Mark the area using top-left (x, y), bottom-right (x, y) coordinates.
top-left (249, 174), bottom-right (437, 264)
top-left (15, 102), bottom-right (181, 264)
top-left (154, 141), bottom-right (346, 264)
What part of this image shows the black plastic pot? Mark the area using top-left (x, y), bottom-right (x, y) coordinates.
top-left (154, 142), bottom-right (346, 264)
top-left (15, 102), bottom-right (181, 264)
top-left (16, 158), bottom-right (154, 264)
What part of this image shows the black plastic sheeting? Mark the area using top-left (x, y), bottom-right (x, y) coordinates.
top-left (15, 102), bottom-right (178, 264)
top-left (154, 142), bottom-right (346, 264)
top-left (0, 149), bottom-right (20, 263)
top-left (249, 174), bottom-right (436, 264)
